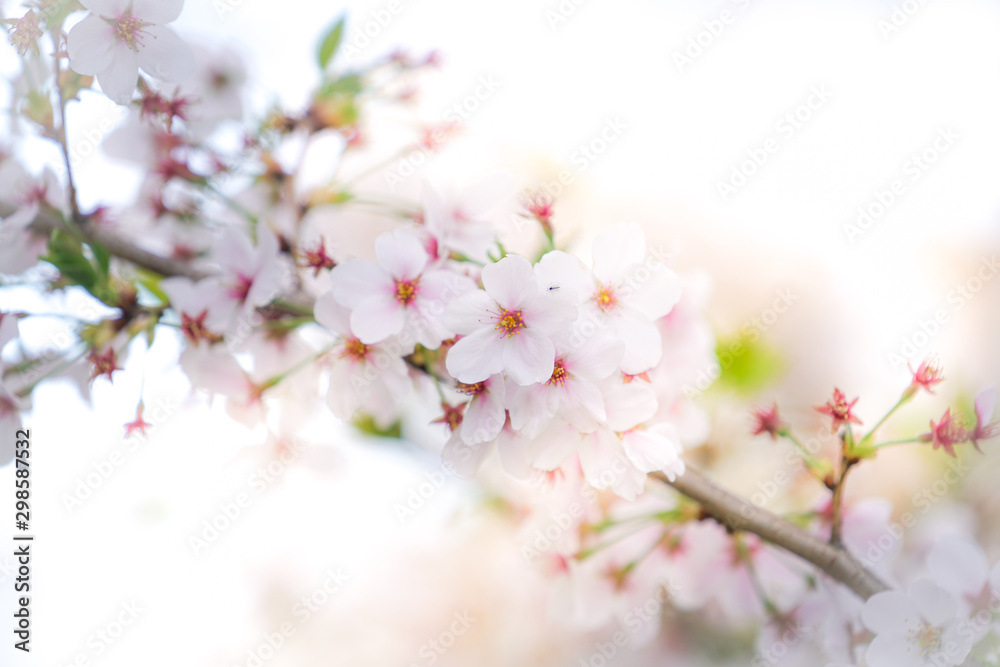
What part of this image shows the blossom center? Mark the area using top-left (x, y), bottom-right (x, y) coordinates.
top-left (546, 360), bottom-right (569, 386)
top-left (595, 285), bottom-right (619, 313)
top-left (181, 310), bottom-right (220, 345)
top-left (229, 273), bottom-right (254, 301)
top-left (908, 620), bottom-right (942, 656)
top-left (395, 278), bottom-right (418, 305)
top-left (341, 338), bottom-right (370, 361)
top-left (114, 16), bottom-right (149, 52)
top-left (496, 309), bottom-right (525, 337)
top-left (456, 381), bottom-right (486, 396)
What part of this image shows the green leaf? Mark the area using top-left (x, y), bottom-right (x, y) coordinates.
top-left (134, 268), bottom-right (170, 305)
top-left (317, 15), bottom-right (346, 70)
top-left (90, 240), bottom-right (111, 277)
top-left (352, 414), bottom-right (402, 439)
top-left (713, 332), bottom-right (784, 396)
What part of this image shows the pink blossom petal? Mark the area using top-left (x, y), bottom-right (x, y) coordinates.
top-left (617, 310), bottom-right (662, 375)
top-left (482, 255), bottom-right (536, 310)
top-left (441, 433), bottom-right (491, 478)
top-left (329, 260), bottom-right (393, 309)
top-left (80, 0), bottom-right (130, 16)
top-left (418, 269), bottom-right (475, 306)
top-left (604, 381), bottom-right (657, 432)
top-left (507, 383), bottom-right (554, 436)
top-left (137, 25), bottom-right (194, 83)
top-left (861, 591), bottom-right (913, 635)
top-left (503, 328), bottom-right (555, 386)
top-left (534, 250), bottom-right (592, 299)
top-left (442, 290), bottom-right (497, 334)
top-left (591, 222), bottom-right (646, 284)
top-left (622, 424), bottom-right (681, 473)
top-left (350, 295), bottom-right (405, 344)
top-left (975, 387), bottom-right (997, 424)
top-left (530, 421), bottom-right (579, 470)
top-left (445, 328), bottom-right (504, 383)
top-left (496, 429), bottom-right (534, 479)
top-left (519, 289), bottom-right (578, 336)
top-left (66, 15), bottom-right (116, 76)
top-left (564, 327), bottom-right (623, 380)
top-left (132, 0), bottom-right (184, 23)
top-left (313, 291), bottom-right (351, 337)
top-left (865, 634), bottom-right (924, 667)
top-left (96, 46), bottom-right (140, 103)
top-left (560, 377), bottom-right (606, 433)
top-left (628, 264), bottom-right (683, 321)
top-left (910, 579), bottom-right (956, 626)
top-left (927, 536), bottom-right (989, 596)
top-left (989, 561), bottom-right (1000, 595)
top-left (375, 230), bottom-right (428, 280)
top-left (460, 380), bottom-right (506, 444)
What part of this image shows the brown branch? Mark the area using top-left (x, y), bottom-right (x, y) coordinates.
top-left (652, 468), bottom-right (889, 600)
top-left (7, 203), bottom-right (892, 601)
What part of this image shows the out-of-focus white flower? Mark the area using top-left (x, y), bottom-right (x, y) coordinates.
top-left (0, 313), bottom-right (30, 466)
top-left (862, 579), bottom-right (973, 667)
top-left (444, 254), bottom-right (576, 386)
top-left (422, 175), bottom-right (510, 262)
top-left (314, 294), bottom-right (411, 429)
top-left (327, 229), bottom-right (475, 349)
top-left (67, 0), bottom-right (194, 104)
top-left (209, 225), bottom-right (291, 323)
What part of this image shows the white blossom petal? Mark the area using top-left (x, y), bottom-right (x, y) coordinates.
top-left (137, 25), bottom-right (194, 83)
top-left (375, 230), bottom-right (428, 280)
top-left (927, 536), bottom-right (989, 597)
top-left (96, 46), bottom-right (140, 104)
top-left (66, 15), bottom-right (116, 76)
top-left (132, 0), bottom-right (184, 23)
top-left (445, 328), bottom-right (504, 383)
top-left (350, 295), bottom-right (405, 344)
top-left (482, 255), bottom-right (536, 310)
top-left (503, 328), bottom-right (555, 386)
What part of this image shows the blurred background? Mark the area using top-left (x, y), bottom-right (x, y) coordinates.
top-left (2, 0), bottom-right (1000, 664)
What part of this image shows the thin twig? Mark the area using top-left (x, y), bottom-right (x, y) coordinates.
top-left (652, 467), bottom-right (889, 600)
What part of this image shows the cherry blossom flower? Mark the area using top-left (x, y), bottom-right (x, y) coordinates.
top-left (926, 535), bottom-right (991, 599)
top-left (443, 254), bottom-right (576, 386)
top-left (534, 223), bottom-right (682, 375)
top-left (506, 328), bottom-right (623, 438)
top-left (969, 387), bottom-right (999, 451)
top-left (921, 408), bottom-right (969, 458)
top-left (421, 175), bottom-right (510, 262)
top-left (751, 402), bottom-right (785, 440)
top-left (67, 0), bottom-right (195, 105)
top-left (160, 276), bottom-right (231, 345)
top-left (209, 225), bottom-right (291, 325)
top-left (327, 229), bottom-right (475, 349)
top-left (314, 293), bottom-right (412, 429)
top-left (451, 374), bottom-right (506, 445)
top-left (862, 578), bottom-right (975, 667)
top-left (907, 357), bottom-right (945, 396)
top-left (815, 388), bottom-right (862, 433)
top-left (0, 313), bottom-right (30, 466)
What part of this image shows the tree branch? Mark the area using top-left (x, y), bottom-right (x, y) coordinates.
top-left (652, 468), bottom-right (889, 600)
top-left (7, 204), bottom-right (893, 601)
